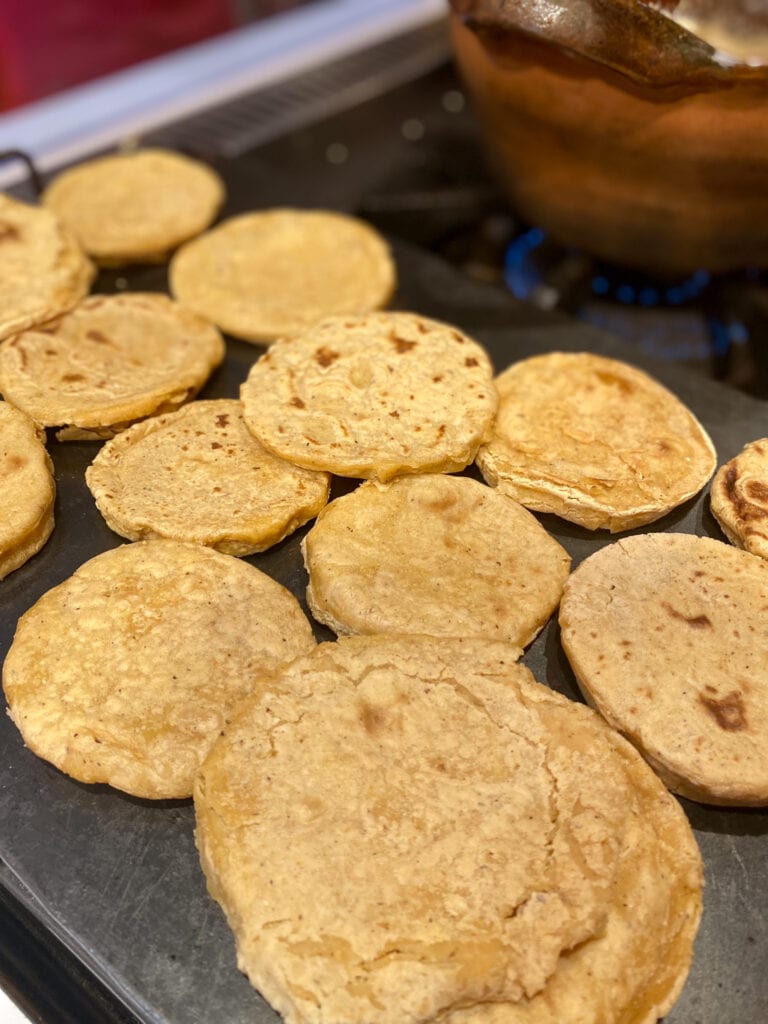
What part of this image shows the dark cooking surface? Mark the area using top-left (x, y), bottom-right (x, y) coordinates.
top-left (0, 234), bottom-right (766, 1024)
top-left (1, 62), bottom-right (768, 1024)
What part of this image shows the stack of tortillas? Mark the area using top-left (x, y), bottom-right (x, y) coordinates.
top-left (170, 208), bottom-right (396, 343)
top-left (476, 351), bottom-right (716, 531)
top-left (0, 293), bottom-right (224, 439)
top-left (86, 399), bottom-right (330, 555)
top-left (0, 193), bottom-right (94, 342)
top-left (240, 311), bottom-right (498, 480)
top-left (560, 532), bottom-right (768, 806)
top-left (2, 539), bottom-right (317, 799)
top-left (302, 473), bottom-right (570, 647)
top-left (195, 634), bottom-right (702, 1024)
top-left (42, 148), bottom-right (225, 266)
top-left (710, 438), bottom-right (768, 559)
top-left (0, 401), bottom-right (55, 579)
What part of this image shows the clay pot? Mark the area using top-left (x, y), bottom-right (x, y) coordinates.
top-left (449, 0), bottom-right (768, 274)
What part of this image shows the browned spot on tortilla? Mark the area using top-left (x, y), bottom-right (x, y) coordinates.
top-left (657, 440), bottom-right (672, 453)
top-left (215, 414), bottom-right (230, 428)
top-left (6, 454), bottom-right (26, 471)
top-left (389, 410), bottom-right (399, 418)
top-left (595, 370), bottom-right (635, 395)
top-left (35, 321), bottom-right (62, 335)
top-left (465, 357), bottom-right (479, 368)
top-left (0, 221), bottom-right (21, 242)
top-left (358, 700), bottom-right (385, 735)
top-left (61, 373), bottom-right (85, 383)
top-left (745, 480), bottom-right (768, 504)
top-left (11, 341), bottom-right (28, 369)
top-left (87, 330), bottom-right (112, 345)
top-left (661, 602), bottom-right (712, 629)
top-left (211, 441), bottom-right (222, 449)
top-left (433, 374), bottom-right (443, 383)
top-left (391, 335), bottom-right (417, 354)
top-left (436, 424), bottom-right (446, 439)
top-left (698, 690), bottom-right (748, 732)
top-left (290, 396), bottom-right (306, 409)
top-left (315, 347), bottom-right (339, 368)
top-left (451, 331), bottom-right (465, 344)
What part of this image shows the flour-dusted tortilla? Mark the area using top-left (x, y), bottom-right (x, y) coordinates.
top-left (194, 634), bottom-right (702, 1024)
top-left (240, 312), bottom-right (498, 480)
top-left (476, 352), bottom-right (716, 531)
top-left (2, 539), bottom-right (316, 799)
top-left (560, 532), bottom-right (768, 805)
top-left (169, 208), bottom-right (396, 342)
top-left (86, 399), bottom-right (330, 554)
top-left (0, 293), bottom-right (225, 439)
top-left (0, 193), bottom-right (94, 341)
top-left (710, 438), bottom-right (768, 560)
top-left (42, 148), bottom-right (225, 265)
top-left (0, 401), bottom-right (55, 579)
top-left (302, 473), bottom-right (569, 646)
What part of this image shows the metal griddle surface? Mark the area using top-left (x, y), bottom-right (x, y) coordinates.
top-left (0, 235), bottom-right (766, 1024)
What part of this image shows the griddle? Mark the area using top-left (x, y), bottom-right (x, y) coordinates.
top-left (1, 61), bottom-right (767, 1024)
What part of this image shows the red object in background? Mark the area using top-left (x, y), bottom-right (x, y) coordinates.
top-left (0, 0), bottom-right (237, 111)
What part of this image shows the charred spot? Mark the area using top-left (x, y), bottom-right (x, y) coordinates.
top-left (315, 346), bottom-right (339, 367)
top-left (215, 414), bottom-right (230, 428)
top-left (358, 700), bottom-right (385, 735)
top-left (745, 480), bottom-right (768, 504)
top-left (35, 321), bottom-right (62, 335)
top-left (698, 689), bottom-right (748, 732)
top-left (87, 330), bottom-right (112, 345)
top-left (290, 397), bottom-right (306, 409)
top-left (595, 370), bottom-right (635, 395)
top-left (661, 602), bottom-right (712, 629)
top-left (436, 424), bottom-right (446, 438)
top-left (11, 341), bottom-right (28, 369)
top-left (391, 335), bottom-right (417, 354)
top-left (211, 441), bottom-right (223, 449)
top-left (465, 357), bottom-right (479, 368)
top-left (389, 410), bottom-right (400, 418)
top-left (433, 374), bottom-right (444, 383)
top-left (0, 221), bottom-right (21, 243)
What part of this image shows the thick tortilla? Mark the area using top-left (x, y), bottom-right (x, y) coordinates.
top-left (476, 351), bottom-right (717, 531)
top-left (560, 531), bottom-right (768, 805)
top-left (194, 634), bottom-right (702, 1024)
top-left (2, 539), bottom-right (316, 799)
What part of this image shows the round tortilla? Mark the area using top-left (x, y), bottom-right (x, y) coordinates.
top-left (42, 148), bottom-right (225, 266)
top-left (559, 531), bottom-right (768, 805)
top-left (302, 473), bottom-right (570, 647)
top-left (194, 634), bottom-right (702, 1024)
top-left (0, 401), bottom-right (55, 579)
top-left (240, 311), bottom-right (498, 480)
top-left (710, 438), bottom-right (768, 560)
top-left (168, 207), bottom-right (396, 343)
top-left (0, 293), bottom-right (225, 439)
top-left (476, 351), bottom-right (716, 532)
top-left (86, 399), bottom-right (330, 555)
top-left (0, 193), bottom-right (94, 342)
top-left (2, 539), bottom-right (316, 799)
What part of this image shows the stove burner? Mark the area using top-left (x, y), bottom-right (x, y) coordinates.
top-left (501, 225), bottom-right (768, 396)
